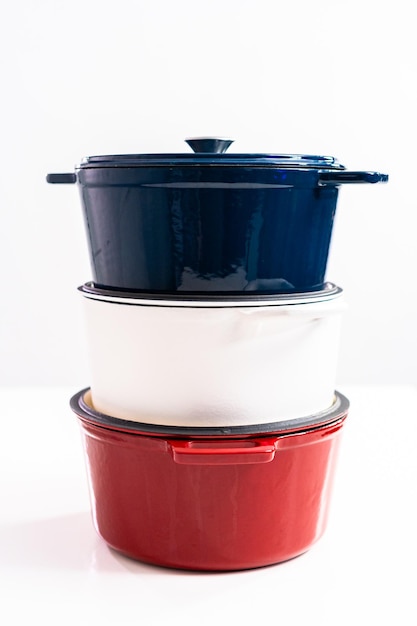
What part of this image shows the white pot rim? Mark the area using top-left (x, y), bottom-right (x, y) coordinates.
top-left (79, 282), bottom-right (343, 308)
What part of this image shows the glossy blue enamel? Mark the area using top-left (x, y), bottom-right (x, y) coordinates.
top-left (78, 168), bottom-right (338, 293)
top-left (47, 138), bottom-right (388, 294)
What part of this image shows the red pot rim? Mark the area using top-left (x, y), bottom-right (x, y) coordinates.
top-left (70, 388), bottom-right (349, 439)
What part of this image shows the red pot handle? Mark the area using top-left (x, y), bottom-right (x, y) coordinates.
top-left (168, 439), bottom-right (277, 465)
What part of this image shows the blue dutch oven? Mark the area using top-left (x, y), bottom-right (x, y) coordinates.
top-left (47, 138), bottom-right (388, 295)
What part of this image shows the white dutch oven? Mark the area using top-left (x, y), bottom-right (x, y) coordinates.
top-left (79, 283), bottom-right (346, 427)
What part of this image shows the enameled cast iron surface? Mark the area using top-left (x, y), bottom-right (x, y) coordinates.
top-left (47, 138), bottom-right (388, 294)
top-left (79, 282), bottom-right (346, 427)
top-left (71, 388), bottom-right (349, 570)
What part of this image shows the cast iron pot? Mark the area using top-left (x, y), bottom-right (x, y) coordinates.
top-left (79, 281), bottom-right (345, 427)
top-left (47, 138), bottom-right (388, 295)
top-left (70, 388), bottom-right (349, 571)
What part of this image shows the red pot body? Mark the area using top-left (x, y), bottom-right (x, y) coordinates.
top-left (75, 395), bottom-right (348, 571)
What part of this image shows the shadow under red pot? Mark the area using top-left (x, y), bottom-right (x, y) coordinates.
top-left (71, 388), bottom-right (349, 571)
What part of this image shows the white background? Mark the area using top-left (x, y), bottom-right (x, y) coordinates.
top-left (1, 5), bottom-right (416, 623)
top-left (1, 0), bottom-right (416, 387)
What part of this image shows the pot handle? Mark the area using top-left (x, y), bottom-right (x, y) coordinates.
top-left (46, 173), bottom-right (77, 184)
top-left (168, 439), bottom-right (277, 465)
top-left (185, 137), bottom-right (234, 154)
top-left (318, 170), bottom-right (389, 185)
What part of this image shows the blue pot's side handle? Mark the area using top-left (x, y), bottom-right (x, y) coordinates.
top-left (46, 173), bottom-right (77, 184)
top-left (318, 170), bottom-right (389, 185)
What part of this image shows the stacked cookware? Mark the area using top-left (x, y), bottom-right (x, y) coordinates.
top-left (48, 138), bottom-right (388, 571)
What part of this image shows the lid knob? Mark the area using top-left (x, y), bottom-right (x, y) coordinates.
top-left (185, 137), bottom-right (234, 154)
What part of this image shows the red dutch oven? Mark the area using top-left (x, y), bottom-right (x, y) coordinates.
top-left (71, 388), bottom-right (349, 571)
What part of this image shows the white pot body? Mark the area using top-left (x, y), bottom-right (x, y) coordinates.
top-left (81, 290), bottom-right (346, 427)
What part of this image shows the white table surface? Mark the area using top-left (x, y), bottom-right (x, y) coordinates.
top-left (1, 385), bottom-right (416, 625)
